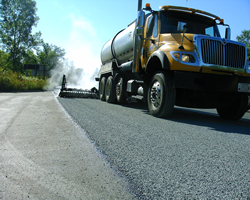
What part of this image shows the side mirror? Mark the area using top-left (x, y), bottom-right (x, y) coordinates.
top-left (137, 10), bottom-right (145, 27)
top-left (135, 10), bottom-right (145, 37)
top-left (177, 22), bottom-right (187, 32)
top-left (225, 27), bottom-right (231, 40)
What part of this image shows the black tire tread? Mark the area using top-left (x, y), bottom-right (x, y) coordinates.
top-left (147, 72), bottom-right (176, 118)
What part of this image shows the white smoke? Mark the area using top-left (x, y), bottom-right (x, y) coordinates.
top-left (65, 13), bottom-right (101, 89)
top-left (45, 13), bottom-right (101, 91)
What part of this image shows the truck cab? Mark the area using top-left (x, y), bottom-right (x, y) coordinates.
top-left (139, 6), bottom-right (247, 75)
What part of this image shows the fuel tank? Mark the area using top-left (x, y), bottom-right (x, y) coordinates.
top-left (101, 22), bottom-right (135, 66)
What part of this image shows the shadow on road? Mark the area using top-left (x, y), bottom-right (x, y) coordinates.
top-left (123, 100), bottom-right (250, 136)
top-left (170, 107), bottom-right (250, 136)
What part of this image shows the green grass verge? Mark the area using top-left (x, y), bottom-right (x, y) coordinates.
top-left (0, 67), bottom-right (47, 92)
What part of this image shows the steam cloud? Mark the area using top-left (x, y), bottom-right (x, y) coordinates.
top-left (45, 14), bottom-right (101, 92)
top-left (45, 59), bottom-right (99, 91)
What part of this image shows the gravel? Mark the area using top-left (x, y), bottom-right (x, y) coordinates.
top-left (0, 92), bottom-right (135, 199)
top-left (58, 97), bottom-right (250, 199)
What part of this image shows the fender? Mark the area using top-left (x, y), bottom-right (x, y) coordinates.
top-left (145, 50), bottom-right (170, 72)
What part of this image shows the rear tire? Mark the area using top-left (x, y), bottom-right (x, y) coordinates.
top-left (116, 77), bottom-right (127, 103)
top-left (99, 76), bottom-right (106, 101)
top-left (105, 76), bottom-right (116, 103)
top-left (147, 72), bottom-right (176, 118)
top-left (216, 93), bottom-right (248, 120)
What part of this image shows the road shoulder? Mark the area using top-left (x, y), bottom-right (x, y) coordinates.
top-left (0, 91), bottom-right (134, 199)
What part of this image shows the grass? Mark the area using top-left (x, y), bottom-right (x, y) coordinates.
top-left (0, 67), bottom-right (47, 92)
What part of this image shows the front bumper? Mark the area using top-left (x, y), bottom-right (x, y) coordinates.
top-left (174, 71), bottom-right (250, 93)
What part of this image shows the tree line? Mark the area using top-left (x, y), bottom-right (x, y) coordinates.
top-left (0, 0), bottom-right (65, 73)
top-left (237, 30), bottom-right (250, 60)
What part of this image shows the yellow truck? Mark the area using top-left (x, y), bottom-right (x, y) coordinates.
top-left (97, 1), bottom-right (250, 120)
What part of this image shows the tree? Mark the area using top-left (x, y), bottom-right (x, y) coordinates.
top-left (23, 49), bottom-right (39, 64)
top-left (36, 42), bottom-right (66, 70)
top-left (0, 50), bottom-right (11, 69)
top-left (0, 0), bottom-right (41, 72)
top-left (236, 30), bottom-right (250, 59)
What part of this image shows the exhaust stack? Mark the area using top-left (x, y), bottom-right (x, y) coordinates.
top-left (138, 0), bottom-right (142, 11)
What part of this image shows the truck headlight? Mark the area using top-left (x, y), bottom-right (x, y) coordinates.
top-left (182, 54), bottom-right (196, 63)
top-left (171, 51), bottom-right (197, 65)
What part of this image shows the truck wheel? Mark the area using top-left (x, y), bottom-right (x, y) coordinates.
top-left (99, 76), bottom-right (107, 101)
top-left (216, 93), bottom-right (248, 120)
top-left (105, 76), bottom-right (116, 103)
top-left (147, 72), bottom-right (176, 118)
top-left (116, 77), bottom-right (127, 103)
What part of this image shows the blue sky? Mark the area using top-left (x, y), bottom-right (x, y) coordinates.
top-left (33, 0), bottom-right (249, 88)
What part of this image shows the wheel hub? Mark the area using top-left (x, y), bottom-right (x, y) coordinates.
top-left (150, 81), bottom-right (161, 108)
top-left (106, 81), bottom-right (111, 96)
top-left (116, 81), bottom-right (121, 97)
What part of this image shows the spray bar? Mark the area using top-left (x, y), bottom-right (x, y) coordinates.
top-left (59, 75), bottom-right (99, 99)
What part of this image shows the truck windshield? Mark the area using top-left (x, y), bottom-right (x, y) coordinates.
top-left (160, 11), bottom-right (221, 37)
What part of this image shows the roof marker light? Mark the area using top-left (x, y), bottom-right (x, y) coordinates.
top-left (144, 3), bottom-right (152, 11)
top-left (220, 19), bottom-right (224, 24)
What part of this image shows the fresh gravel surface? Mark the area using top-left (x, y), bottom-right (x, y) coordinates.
top-left (58, 97), bottom-right (250, 199)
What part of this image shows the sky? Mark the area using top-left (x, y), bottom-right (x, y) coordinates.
top-left (33, 0), bottom-right (250, 88)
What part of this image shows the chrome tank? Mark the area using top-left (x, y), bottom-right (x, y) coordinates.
top-left (101, 22), bottom-right (136, 65)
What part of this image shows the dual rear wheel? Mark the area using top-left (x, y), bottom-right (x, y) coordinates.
top-left (99, 75), bottom-right (126, 103)
top-left (99, 72), bottom-right (177, 118)
top-left (99, 77), bottom-right (106, 101)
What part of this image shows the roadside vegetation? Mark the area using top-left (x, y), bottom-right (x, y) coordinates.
top-left (236, 30), bottom-right (250, 59)
top-left (0, 0), bottom-right (65, 92)
top-left (0, 67), bottom-right (47, 91)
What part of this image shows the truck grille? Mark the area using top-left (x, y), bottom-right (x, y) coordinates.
top-left (201, 39), bottom-right (246, 69)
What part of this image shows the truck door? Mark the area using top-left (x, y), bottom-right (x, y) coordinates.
top-left (142, 13), bottom-right (159, 69)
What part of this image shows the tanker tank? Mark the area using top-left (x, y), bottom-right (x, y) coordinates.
top-left (101, 22), bottom-right (136, 66)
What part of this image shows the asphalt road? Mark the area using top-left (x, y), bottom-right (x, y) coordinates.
top-left (58, 97), bottom-right (250, 199)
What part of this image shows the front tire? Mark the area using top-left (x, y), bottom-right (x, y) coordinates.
top-left (147, 72), bottom-right (176, 118)
top-left (216, 93), bottom-right (248, 120)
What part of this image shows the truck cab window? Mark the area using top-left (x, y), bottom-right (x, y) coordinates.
top-left (205, 27), bottom-right (214, 36)
top-left (146, 15), bottom-right (154, 37)
top-left (160, 11), bottom-right (221, 37)
top-left (153, 14), bottom-right (158, 38)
